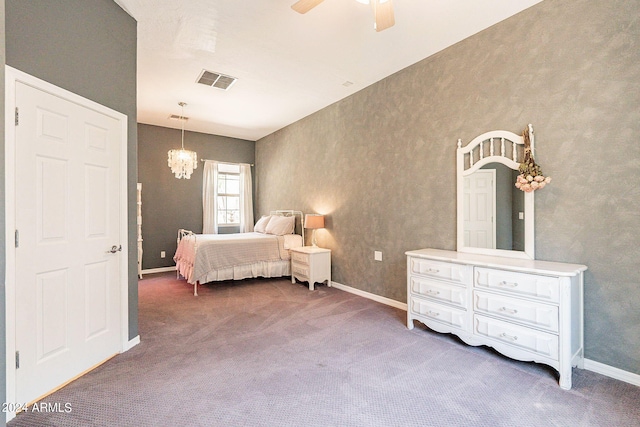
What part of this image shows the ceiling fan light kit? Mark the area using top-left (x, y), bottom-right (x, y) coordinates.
top-left (292, 0), bottom-right (395, 32)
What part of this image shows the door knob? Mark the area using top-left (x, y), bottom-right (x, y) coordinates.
top-left (107, 245), bottom-right (122, 254)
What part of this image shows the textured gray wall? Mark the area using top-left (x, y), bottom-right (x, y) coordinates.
top-left (138, 123), bottom-right (255, 270)
top-left (256, 0), bottom-right (640, 374)
top-left (5, 0), bottom-right (138, 340)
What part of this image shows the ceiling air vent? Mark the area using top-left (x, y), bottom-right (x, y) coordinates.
top-left (197, 70), bottom-right (237, 90)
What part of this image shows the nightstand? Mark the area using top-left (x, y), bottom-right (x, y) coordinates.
top-left (290, 246), bottom-right (331, 291)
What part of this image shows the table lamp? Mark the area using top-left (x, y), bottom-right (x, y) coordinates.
top-left (304, 214), bottom-right (325, 247)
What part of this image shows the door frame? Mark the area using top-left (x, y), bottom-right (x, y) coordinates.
top-left (4, 66), bottom-right (132, 420)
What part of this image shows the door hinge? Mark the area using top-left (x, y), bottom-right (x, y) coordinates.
top-left (15, 107), bottom-right (19, 126)
top-left (15, 351), bottom-right (19, 369)
top-left (15, 229), bottom-right (19, 248)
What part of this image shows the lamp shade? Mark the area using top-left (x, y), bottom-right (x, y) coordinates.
top-left (304, 214), bottom-right (324, 229)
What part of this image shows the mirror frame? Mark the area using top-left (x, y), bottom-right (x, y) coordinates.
top-left (456, 127), bottom-right (535, 260)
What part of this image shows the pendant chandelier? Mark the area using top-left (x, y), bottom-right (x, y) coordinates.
top-left (167, 102), bottom-right (198, 179)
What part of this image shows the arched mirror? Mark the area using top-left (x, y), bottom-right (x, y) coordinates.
top-left (456, 126), bottom-right (534, 259)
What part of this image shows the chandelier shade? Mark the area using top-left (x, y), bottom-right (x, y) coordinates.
top-left (168, 102), bottom-right (198, 179)
top-left (168, 148), bottom-right (198, 179)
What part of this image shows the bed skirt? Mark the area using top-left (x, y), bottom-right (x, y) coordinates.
top-left (177, 259), bottom-right (291, 285)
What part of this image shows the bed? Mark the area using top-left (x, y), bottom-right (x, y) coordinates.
top-left (174, 210), bottom-right (305, 295)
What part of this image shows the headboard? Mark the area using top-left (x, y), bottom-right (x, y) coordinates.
top-left (270, 210), bottom-right (305, 243)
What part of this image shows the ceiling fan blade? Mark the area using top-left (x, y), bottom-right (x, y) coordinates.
top-left (291, 0), bottom-right (324, 14)
top-left (372, 0), bottom-right (395, 32)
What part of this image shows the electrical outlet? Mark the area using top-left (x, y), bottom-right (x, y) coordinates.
top-left (160, 251), bottom-right (166, 258)
top-left (518, 212), bottom-right (524, 220)
top-left (374, 251), bottom-right (383, 261)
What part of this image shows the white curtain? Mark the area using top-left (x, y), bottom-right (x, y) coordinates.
top-left (239, 163), bottom-right (254, 232)
top-left (202, 160), bottom-right (218, 234)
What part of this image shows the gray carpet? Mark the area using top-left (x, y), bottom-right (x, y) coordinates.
top-left (9, 272), bottom-right (640, 426)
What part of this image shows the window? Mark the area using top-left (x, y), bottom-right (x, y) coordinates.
top-left (216, 163), bottom-right (241, 225)
top-left (203, 160), bottom-right (253, 234)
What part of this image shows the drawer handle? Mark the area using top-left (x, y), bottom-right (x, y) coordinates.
top-left (498, 281), bottom-right (519, 288)
top-left (425, 289), bottom-right (441, 296)
top-left (425, 268), bottom-right (440, 274)
top-left (426, 310), bottom-right (440, 317)
top-left (498, 307), bottom-right (518, 315)
top-left (499, 332), bottom-right (518, 341)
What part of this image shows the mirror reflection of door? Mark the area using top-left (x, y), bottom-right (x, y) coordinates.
top-left (463, 169), bottom-right (496, 249)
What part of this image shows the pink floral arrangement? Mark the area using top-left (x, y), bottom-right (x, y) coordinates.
top-left (515, 126), bottom-right (551, 192)
top-left (515, 174), bottom-right (551, 192)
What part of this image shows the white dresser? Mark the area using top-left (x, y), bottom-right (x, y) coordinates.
top-left (406, 248), bottom-right (586, 390)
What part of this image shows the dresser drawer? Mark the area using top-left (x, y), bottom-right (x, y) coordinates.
top-left (475, 268), bottom-right (560, 303)
top-left (291, 251), bottom-right (310, 265)
top-left (474, 314), bottom-right (559, 360)
top-left (410, 297), bottom-right (467, 330)
top-left (409, 258), bottom-right (471, 285)
top-left (473, 291), bottom-right (559, 333)
top-left (410, 277), bottom-right (467, 309)
top-left (292, 264), bottom-right (309, 279)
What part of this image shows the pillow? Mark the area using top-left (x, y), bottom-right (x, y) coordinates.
top-left (283, 234), bottom-right (303, 250)
top-left (265, 215), bottom-right (295, 236)
top-left (254, 215), bottom-right (272, 233)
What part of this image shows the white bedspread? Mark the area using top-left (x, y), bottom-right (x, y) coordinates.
top-left (174, 232), bottom-right (302, 284)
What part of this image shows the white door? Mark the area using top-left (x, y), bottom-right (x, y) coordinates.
top-left (14, 81), bottom-right (122, 403)
top-left (463, 169), bottom-right (496, 249)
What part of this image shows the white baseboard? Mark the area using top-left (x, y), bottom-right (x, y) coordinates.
top-left (330, 281), bottom-right (407, 311)
top-left (583, 358), bottom-right (640, 387)
top-left (141, 266), bottom-right (176, 275)
top-left (330, 282), bottom-right (639, 388)
top-left (123, 335), bottom-right (140, 352)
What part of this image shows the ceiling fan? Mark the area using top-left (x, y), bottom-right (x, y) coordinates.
top-left (291, 0), bottom-right (395, 32)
